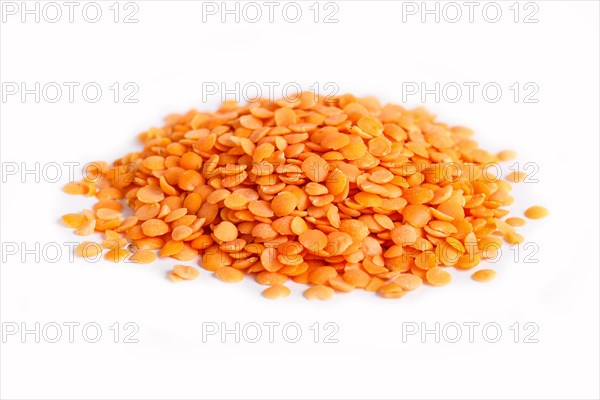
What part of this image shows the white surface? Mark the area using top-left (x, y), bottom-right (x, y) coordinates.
top-left (1, 1), bottom-right (599, 399)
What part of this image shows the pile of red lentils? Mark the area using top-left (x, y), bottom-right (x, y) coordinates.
top-left (61, 93), bottom-right (548, 300)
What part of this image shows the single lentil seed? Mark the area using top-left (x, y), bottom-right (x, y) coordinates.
top-left (172, 225), bottom-right (193, 241)
top-left (378, 283), bottom-right (406, 299)
top-left (524, 206), bottom-right (549, 219)
top-left (256, 271), bottom-right (288, 286)
top-left (62, 213), bottom-right (86, 228)
top-left (303, 285), bottom-right (335, 301)
top-left (129, 249), bottom-right (157, 264)
top-left (173, 265), bottom-right (200, 280)
top-left (262, 285), bottom-right (291, 299)
top-left (215, 266), bottom-right (244, 283)
top-left (141, 219), bottom-right (169, 237)
top-left (75, 241), bottom-right (103, 258)
top-left (213, 221), bottom-right (238, 242)
top-left (426, 267), bottom-right (452, 286)
top-left (505, 217), bottom-right (526, 227)
top-left (104, 248), bottom-right (129, 263)
top-left (472, 269), bottom-right (497, 282)
top-left (392, 274), bottom-right (423, 291)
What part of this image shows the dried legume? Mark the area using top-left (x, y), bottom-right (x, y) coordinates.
top-left (61, 92), bottom-right (548, 300)
top-left (172, 264), bottom-right (200, 280)
top-left (524, 206), bottom-right (550, 220)
top-left (303, 285), bottom-right (334, 301)
top-left (262, 285), bottom-right (291, 299)
top-left (472, 269), bottom-right (497, 282)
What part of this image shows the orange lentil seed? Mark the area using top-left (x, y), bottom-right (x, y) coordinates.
top-left (392, 274), bottom-right (423, 291)
top-left (62, 213), bottom-right (86, 228)
top-left (378, 283), bottom-right (406, 299)
top-left (472, 269), bottom-right (497, 282)
top-left (256, 272), bottom-right (288, 286)
top-left (303, 285), bottom-right (335, 301)
top-left (328, 276), bottom-right (355, 292)
top-left (172, 225), bottom-right (193, 241)
top-left (75, 241), bottom-right (103, 258)
top-left (299, 229), bottom-right (328, 253)
top-left (215, 266), bottom-right (244, 283)
top-left (104, 248), bottom-right (129, 263)
top-left (129, 249), bottom-right (157, 264)
top-left (524, 206), bottom-right (549, 220)
top-left (505, 217), bottom-right (526, 227)
top-left (425, 267), bottom-right (452, 286)
top-left (213, 221), bottom-right (238, 242)
top-left (262, 285), bottom-right (291, 299)
top-left (137, 185), bottom-right (165, 203)
top-left (173, 265), bottom-right (200, 280)
top-left (141, 219), bottom-right (169, 237)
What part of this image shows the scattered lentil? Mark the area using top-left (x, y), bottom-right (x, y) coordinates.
top-left (303, 285), bottom-right (335, 301)
top-left (425, 267), bottom-right (452, 286)
top-left (215, 266), bottom-right (244, 283)
top-left (62, 213), bottom-right (86, 228)
top-left (173, 264), bottom-right (200, 280)
top-left (262, 285), bottom-right (291, 299)
top-left (472, 269), bottom-right (497, 282)
top-left (524, 206), bottom-right (550, 220)
top-left (378, 283), bottom-right (406, 299)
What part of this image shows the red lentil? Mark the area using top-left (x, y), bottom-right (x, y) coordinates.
top-left (61, 92), bottom-right (547, 300)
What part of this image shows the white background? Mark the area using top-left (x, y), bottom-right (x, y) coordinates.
top-left (1, 1), bottom-right (599, 399)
